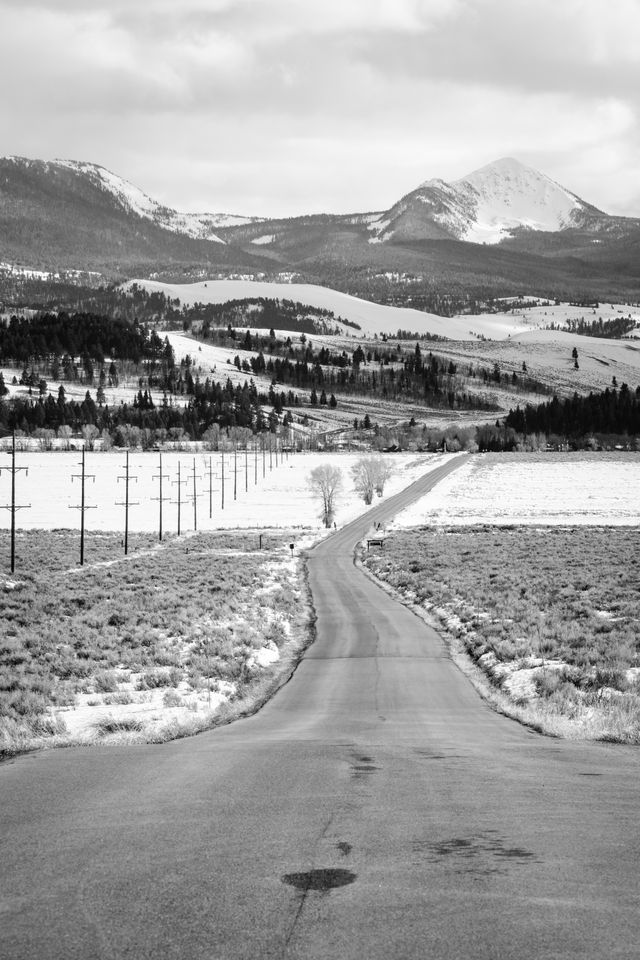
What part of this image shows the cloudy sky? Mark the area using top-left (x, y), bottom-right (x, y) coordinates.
top-left (2, 0), bottom-right (639, 218)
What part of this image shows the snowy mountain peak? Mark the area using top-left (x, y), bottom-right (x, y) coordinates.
top-left (453, 156), bottom-right (601, 243)
top-left (369, 156), bottom-right (607, 246)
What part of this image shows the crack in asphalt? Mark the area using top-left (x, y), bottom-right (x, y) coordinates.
top-left (282, 812), bottom-right (337, 957)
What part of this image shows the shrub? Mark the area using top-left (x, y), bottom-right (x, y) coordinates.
top-left (93, 670), bottom-right (119, 693)
top-left (102, 691), bottom-right (135, 705)
top-left (94, 716), bottom-right (144, 735)
top-left (136, 667), bottom-right (183, 690)
top-left (162, 689), bottom-right (184, 707)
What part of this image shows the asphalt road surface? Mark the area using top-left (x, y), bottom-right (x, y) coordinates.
top-left (1, 455), bottom-right (639, 960)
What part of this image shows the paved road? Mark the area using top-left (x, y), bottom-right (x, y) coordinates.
top-left (1, 454), bottom-right (639, 960)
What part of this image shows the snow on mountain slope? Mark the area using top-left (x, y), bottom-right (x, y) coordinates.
top-left (368, 157), bottom-right (605, 245)
top-left (51, 160), bottom-right (259, 243)
top-left (454, 157), bottom-right (598, 243)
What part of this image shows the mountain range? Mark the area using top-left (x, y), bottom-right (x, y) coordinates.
top-left (1, 154), bottom-right (639, 296)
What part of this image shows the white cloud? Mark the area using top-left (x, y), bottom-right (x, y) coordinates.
top-left (1, 0), bottom-right (638, 217)
top-left (255, 0), bottom-right (462, 35)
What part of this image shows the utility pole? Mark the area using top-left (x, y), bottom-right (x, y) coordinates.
top-left (187, 458), bottom-right (202, 531)
top-left (254, 440), bottom-right (258, 485)
top-left (233, 442), bottom-right (238, 501)
top-left (207, 456), bottom-right (216, 519)
top-left (245, 443), bottom-right (248, 493)
top-left (269, 435), bottom-right (273, 471)
top-left (70, 447), bottom-right (96, 565)
top-left (116, 450), bottom-right (139, 555)
top-left (262, 440), bottom-right (266, 479)
top-left (0, 433), bottom-right (31, 573)
top-left (221, 449), bottom-right (225, 510)
top-left (172, 461), bottom-right (188, 535)
top-left (151, 452), bottom-right (169, 541)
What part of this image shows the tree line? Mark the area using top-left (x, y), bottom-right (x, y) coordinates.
top-left (552, 315), bottom-right (637, 339)
top-left (0, 311), bottom-right (172, 366)
top-left (0, 376), bottom-right (292, 445)
top-left (505, 384), bottom-right (640, 441)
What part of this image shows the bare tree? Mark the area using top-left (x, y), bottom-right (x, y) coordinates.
top-left (81, 424), bottom-right (99, 451)
top-left (308, 464), bottom-right (343, 527)
top-left (351, 457), bottom-right (376, 504)
top-left (33, 428), bottom-right (55, 451)
top-left (57, 425), bottom-right (73, 450)
top-left (372, 456), bottom-right (394, 496)
top-left (351, 456), bottom-right (394, 504)
top-left (202, 424), bottom-right (221, 450)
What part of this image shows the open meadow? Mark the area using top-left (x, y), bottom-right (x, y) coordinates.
top-left (5, 448), bottom-right (640, 752)
top-left (363, 452), bottom-right (640, 741)
top-left (0, 452), bottom-right (450, 756)
top-left (0, 529), bottom-right (310, 757)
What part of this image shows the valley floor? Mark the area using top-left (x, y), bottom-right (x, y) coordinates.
top-left (0, 454), bottom-right (449, 756)
top-left (2, 451), bottom-right (640, 756)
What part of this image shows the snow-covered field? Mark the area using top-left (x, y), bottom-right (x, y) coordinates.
top-left (126, 278), bottom-right (640, 347)
top-left (393, 453), bottom-right (640, 527)
top-left (126, 279), bottom-right (546, 340)
top-left (0, 451), bottom-right (450, 534)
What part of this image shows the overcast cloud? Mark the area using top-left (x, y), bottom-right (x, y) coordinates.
top-left (2, 0), bottom-right (639, 217)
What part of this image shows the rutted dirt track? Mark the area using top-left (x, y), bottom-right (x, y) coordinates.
top-left (1, 456), bottom-right (639, 960)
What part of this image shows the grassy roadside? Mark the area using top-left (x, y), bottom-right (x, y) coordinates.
top-left (0, 529), bottom-right (314, 758)
top-left (360, 526), bottom-right (640, 743)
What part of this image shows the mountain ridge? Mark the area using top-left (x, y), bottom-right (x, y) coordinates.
top-left (1, 154), bottom-right (640, 297)
top-left (3, 154), bottom-right (634, 246)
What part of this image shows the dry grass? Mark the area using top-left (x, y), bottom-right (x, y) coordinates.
top-left (0, 528), bottom-right (312, 757)
top-left (362, 526), bottom-right (640, 742)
